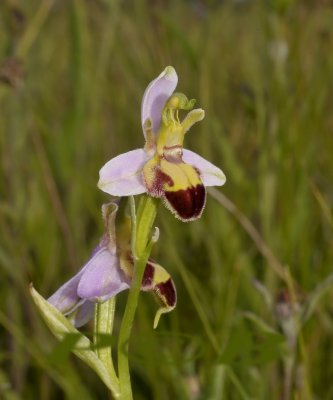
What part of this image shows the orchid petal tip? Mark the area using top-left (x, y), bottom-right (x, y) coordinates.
top-left (164, 66), bottom-right (177, 80)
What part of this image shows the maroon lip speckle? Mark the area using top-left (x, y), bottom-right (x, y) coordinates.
top-left (164, 184), bottom-right (206, 221)
top-left (148, 166), bottom-right (174, 197)
top-left (142, 261), bottom-right (155, 289)
top-left (156, 278), bottom-right (177, 307)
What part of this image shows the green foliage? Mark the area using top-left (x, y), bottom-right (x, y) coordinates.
top-left (219, 321), bottom-right (287, 366)
top-left (1, 0), bottom-right (333, 398)
top-left (30, 286), bottom-right (119, 394)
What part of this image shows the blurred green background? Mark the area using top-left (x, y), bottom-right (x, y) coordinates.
top-left (1, 0), bottom-right (333, 399)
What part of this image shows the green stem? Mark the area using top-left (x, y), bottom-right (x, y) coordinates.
top-left (94, 298), bottom-right (120, 398)
top-left (117, 196), bottom-right (159, 399)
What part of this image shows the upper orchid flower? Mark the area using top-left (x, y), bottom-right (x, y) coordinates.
top-left (98, 66), bottom-right (226, 222)
top-left (48, 199), bottom-right (176, 328)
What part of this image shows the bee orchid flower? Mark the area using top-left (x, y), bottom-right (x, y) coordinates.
top-left (48, 200), bottom-right (176, 328)
top-left (98, 66), bottom-right (226, 221)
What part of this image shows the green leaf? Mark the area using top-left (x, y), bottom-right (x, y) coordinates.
top-left (29, 285), bottom-right (120, 396)
top-left (48, 333), bottom-right (82, 365)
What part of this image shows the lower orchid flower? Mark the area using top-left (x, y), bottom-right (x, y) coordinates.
top-left (98, 66), bottom-right (226, 222)
top-left (48, 199), bottom-right (176, 328)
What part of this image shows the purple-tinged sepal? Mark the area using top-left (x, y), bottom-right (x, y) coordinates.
top-left (182, 150), bottom-right (226, 187)
top-left (98, 149), bottom-right (149, 196)
top-left (70, 300), bottom-right (95, 328)
top-left (77, 249), bottom-right (130, 303)
top-left (141, 66), bottom-right (178, 138)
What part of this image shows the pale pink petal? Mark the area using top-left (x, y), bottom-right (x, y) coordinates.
top-left (141, 66), bottom-right (178, 136)
top-left (77, 249), bottom-right (130, 302)
top-left (72, 301), bottom-right (95, 327)
top-left (98, 149), bottom-right (149, 196)
top-left (182, 149), bottom-right (226, 187)
top-left (48, 262), bottom-right (89, 315)
top-left (48, 277), bottom-right (84, 315)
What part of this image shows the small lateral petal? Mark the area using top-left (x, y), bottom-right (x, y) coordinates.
top-left (98, 149), bottom-right (149, 196)
top-left (181, 108), bottom-right (205, 134)
top-left (141, 66), bottom-right (178, 136)
top-left (77, 249), bottom-right (130, 302)
top-left (182, 149), bottom-right (226, 187)
top-left (101, 200), bottom-right (120, 254)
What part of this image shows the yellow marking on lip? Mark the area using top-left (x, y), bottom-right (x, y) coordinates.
top-left (160, 159), bottom-right (201, 192)
top-left (151, 263), bottom-right (170, 284)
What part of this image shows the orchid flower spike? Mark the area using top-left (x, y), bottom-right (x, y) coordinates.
top-left (98, 66), bottom-right (226, 222)
top-left (48, 199), bottom-right (176, 328)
